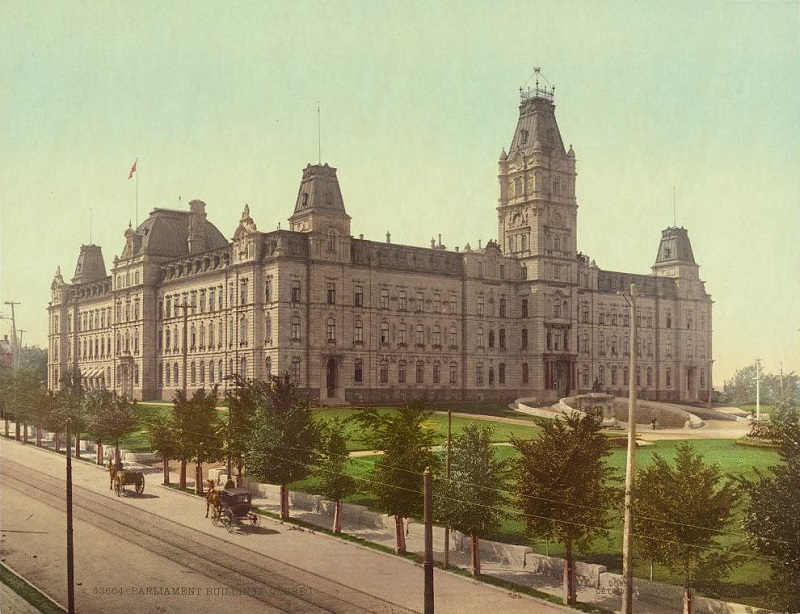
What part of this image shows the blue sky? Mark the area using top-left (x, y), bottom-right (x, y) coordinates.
top-left (1, 0), bottom-right (798, 384)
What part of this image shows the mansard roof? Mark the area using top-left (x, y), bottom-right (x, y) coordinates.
top-left (509, 91), bottom-right (566, 157)
top-left (120, 203), bottom-right (228, 260)
top-left (654, 227), bottom-right (697, 266)
top-left (291, 164), bottom-right (348, 217)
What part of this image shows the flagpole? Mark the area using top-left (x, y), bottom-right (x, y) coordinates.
top-left (135, 159), bottom-right (139, 226)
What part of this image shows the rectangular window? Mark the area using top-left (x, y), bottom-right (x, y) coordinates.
top-left (292, 280), bottom-right (302, 303)
top-left (415, 291), bottom-right (424, 312)
top-left (265, 279), bottom-right (272, 303)
top-left (521, 299), bottom-right (528, 318)
top-left (499, 298), bottom-right (506, 318)
top-left (327, 282), bottom-right (336, 305)
top-left (415, 362), bottom-right (424, 383)
top-left (398, 290), bottom-right (407, 311)
top-left (450, 297), bottom-right (457, 314)
top-left (354, 359), bottom-right (363, 384)
top-left (433, 294), bottom-right (441, 312)
top-left (477, 297), bottom-right (485, 316)
top-left (354, 285), bottom-right (364, 307)
top-left (380, 288), bottom-right (389, 309)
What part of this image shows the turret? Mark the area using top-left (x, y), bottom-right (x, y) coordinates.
top-left (72, 244), bottom-right (107, 284)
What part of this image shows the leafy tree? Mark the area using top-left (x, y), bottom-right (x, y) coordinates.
top-left (223, 374), bottom-right (256, 487)
top-left (316, 417), bottom-right (357, 533)
top-left (723, 364), bottom-right (800, 406)
top-left (19, 346), bottom-right (47, 382)
top-left (169, 386), bottom-right (224, 492)
top-left (511, 412), bottom-right (617, 606)
top-left (84, 390), bottom-right (138, 465)
top-left (633, 443), bottom-right (741, 614)
top-left (245, 374), bottom-right (319, 519)
top-left (741, 400), bottom-right (800, 611)
top-left (354, 401), bottom-right (439, 554)
top-left (146, 414), bottom-right (180, 485)
top-left (435, 424), bottom-right (507, 576)
top-left (52, 368), bottom-right (86, 457)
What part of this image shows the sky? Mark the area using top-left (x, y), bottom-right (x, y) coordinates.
top-left (1, 0), bottom-right (798, 385)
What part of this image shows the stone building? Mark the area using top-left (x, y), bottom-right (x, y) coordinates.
top-left (47, 84), bottom-right (712, 404)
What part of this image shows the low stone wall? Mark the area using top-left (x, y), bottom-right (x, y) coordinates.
top-left (525, 552), bottom-right (607, 587)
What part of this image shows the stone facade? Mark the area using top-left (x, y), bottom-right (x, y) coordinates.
top-left (47, 85), bottom-right (712, 404)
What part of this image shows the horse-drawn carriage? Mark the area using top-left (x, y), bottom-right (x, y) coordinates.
top-left (109, 464), bottom-right (145, 496)
top-left (209, 487), bottom-right (260, 532)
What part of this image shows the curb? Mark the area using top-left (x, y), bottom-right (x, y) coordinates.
top-left (0, 561), bottom-right (68, 614)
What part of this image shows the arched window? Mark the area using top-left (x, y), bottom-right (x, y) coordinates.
top-left (209, 360), bottom-right (215, 383)
top-left (265, 314), bottom-right (271, 342)
top-left (265, 357), bottom-right (271, 379)
top-left (398, 323), bottom-right (407, 345)
top-left (165, 328), bottom-right (171, 350)
top-left (199, 361), bottom-right (205, 383)
top-left (499, 328), bottom-right (506, 349)
top-left (200, 323), bottom-right (205, 348)
top-left (432, 361), bottom-right (440, 384)
top-left (449, 361), bottom-right (458, 384)
top-left (432, 325), bottom-right (441, 347)
top-left (291, 315), bottom-right (301, 340)
top-left (354, 318), bottom-right (363, 343)
top-left (290, 358), bottom-right (300, 385)
top-left (209, 321), bottom-right (215, 347)
top-left (190, 324), bottom-right (196, 348)
top-left (415, 361), bottom-right (424, 383)
top-left (239, 316), bottom-right (248, 345)
top-left (380, 360), bottom-right (389, 383)
top-left (498, 363), bottom-right (505, 384)
top-left (488, 367), bottom-right (495, 385)
top-left (165, 363), bottom-right (170, 384)
top-left (398, 360), bottom-right (407, 383)
top-left (380, 321), bottom-right (389, 344)
top-left (449, 325), bottom-right (457, 348)
top-left (173, 363), bottom-right (179, 384)
top-left (522, 362), bottom-right (529, 384)
top-left (477, 327), bottom-right (485, 348)
top-left (415, 324), bottom-right (424, 346)
top-left (488, 330), bottom-right (495, 348)
top-left (240, 357), bottom-right (247, 379)
top-left (190, 361), bottom-right (196, 384)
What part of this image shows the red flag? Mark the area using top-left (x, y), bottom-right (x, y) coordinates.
top-left (128, 159), bottom-right (137, 180)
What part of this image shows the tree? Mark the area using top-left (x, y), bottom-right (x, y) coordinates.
top-left (84, 390), bottom-right (138, 465)
top-left (723, 364), bottom-right (800, 406)
top-left (146, 414), bottom-right (179, 485)
top-left (354, 401), bottom-right (439, 554)
top-left (19, 346), bottom-right (47, 382)
top-left (511, 412), bottom-right (617, 606)
top-left (244, 374), bottom-right (319, 520)
top-left (51, 368), bottom-right (85, 456)
top-left (633, 443), bottom-right (741, 614)
top-left (168, 387), bottom-right (224, 492)
top-left (435, 424), bottom-right (507, 576)
top-left (316, 417), bottom-right (357, 533)
top-left (223, 374), bottom-right (256, 487)
top-left (741, 400), bottom-right (800, 611)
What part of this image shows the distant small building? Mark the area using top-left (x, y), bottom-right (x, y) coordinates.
top-left (47, 81), bottom-right (713, 404)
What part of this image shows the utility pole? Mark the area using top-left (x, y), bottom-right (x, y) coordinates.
top-left (175, 301), bottom-right (189, 397)
top-left (4, 301), bottom-right (20, 369)
top-left (621, 283), bottom-right (638, 614)
top-left (443, 410), bottom-right (452, 568)
top-left (423, 467), bottom-right (434, 614)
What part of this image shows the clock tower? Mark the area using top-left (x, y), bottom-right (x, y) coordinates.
top-left (497, 77), bottom-right (578, 285)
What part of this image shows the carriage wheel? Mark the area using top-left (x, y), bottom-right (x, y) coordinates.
top-left (220, 509), bottom-right (232, 531)
top-left (135, 475), bottom-right (145, 494)
top-left (249, 513), bottom-right (260, 529)
top-left (114, 478), bottom-right (122, 497)
top-left (225, 510), bottom-right (237, 533)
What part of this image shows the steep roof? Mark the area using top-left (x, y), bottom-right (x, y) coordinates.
top-left (120, 202), bottom-right (228, 259)
top-left (508, 90), bottom-right (566, 156)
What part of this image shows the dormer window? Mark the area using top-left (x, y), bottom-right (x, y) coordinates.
top-left (302, 193), bottom-right (309, 207)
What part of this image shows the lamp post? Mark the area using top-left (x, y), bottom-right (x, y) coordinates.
top-left (621, 283), bottom-right (638, 614)
top-left (754, 358), bottom-right (762, 421)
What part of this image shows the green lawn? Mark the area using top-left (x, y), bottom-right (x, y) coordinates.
top-left (738, 404), bottom-right (775, 416)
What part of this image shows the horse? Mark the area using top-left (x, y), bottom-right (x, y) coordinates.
top-left (108, 460), bottom-right (117, 490)
top-left (205, 480), bottom-right (220, 518)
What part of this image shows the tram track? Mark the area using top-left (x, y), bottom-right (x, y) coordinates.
top-left (1, 458), bottom-right (415, 614)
